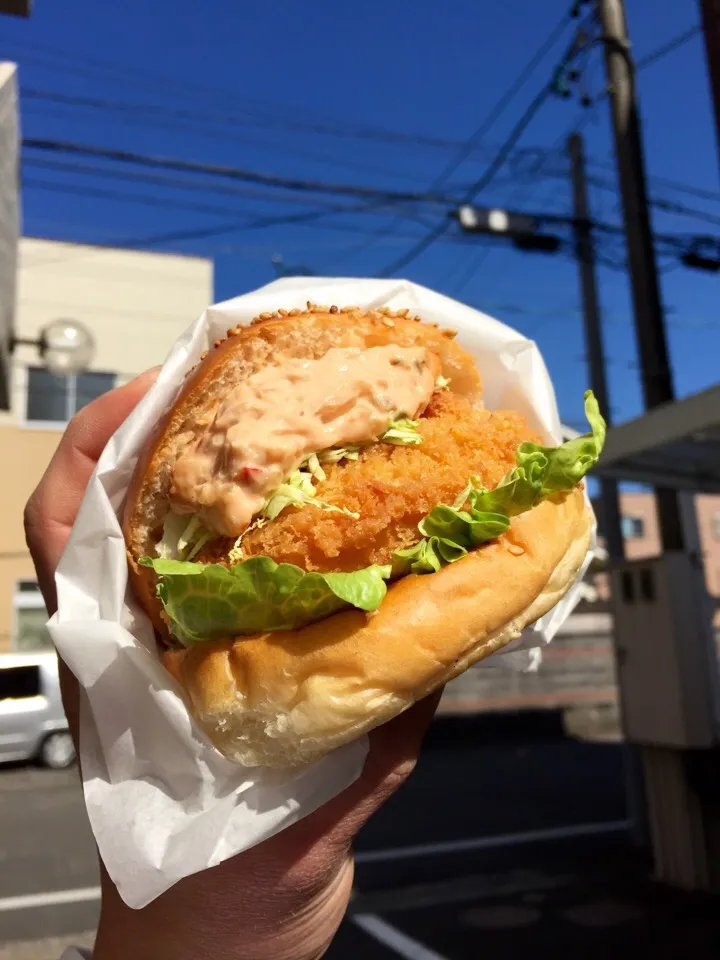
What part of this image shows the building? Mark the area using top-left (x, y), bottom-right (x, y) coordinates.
top-left (591, 490), bottom-right (720, 616)
top-left (619, 491), bottom-right (720, 596)
top-left (0, 237), bottom-right (213, 652)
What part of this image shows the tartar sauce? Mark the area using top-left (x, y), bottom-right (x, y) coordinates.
top-left (170, 345), bottom-right (439, 537)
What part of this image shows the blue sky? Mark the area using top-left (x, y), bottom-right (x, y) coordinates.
top-left (3, 0), bottom-right (718, 430)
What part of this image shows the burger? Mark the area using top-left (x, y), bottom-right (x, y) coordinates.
top-left (123, 304), bottom-right (603, 768)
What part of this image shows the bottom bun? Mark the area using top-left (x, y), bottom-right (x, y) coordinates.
top-left (164, 488), bottom-right (592, 768)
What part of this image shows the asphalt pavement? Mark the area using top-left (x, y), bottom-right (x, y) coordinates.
top-left (0, 711), bottom-right (641, 958)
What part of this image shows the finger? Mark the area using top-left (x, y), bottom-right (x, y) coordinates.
top-left (25, 367), bottom-right (159, 606)
top-left (29, 367), bottom-right (160, 529)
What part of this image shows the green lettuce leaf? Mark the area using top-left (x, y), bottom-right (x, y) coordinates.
top-left (140, 556), bottom-right (391, 644)
top-left (469, 391), bottom-right (605, 517)
top-left (391, 536), bottom-right (467, 576)
top-left (388, 503), bottom-right (509, 576)
top-left (389, 391), bottom-right (605, 576)
top-left (419, 504), bottom-right (510, 546)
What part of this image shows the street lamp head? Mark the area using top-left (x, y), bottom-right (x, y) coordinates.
top-left (40, 319), bottom-right (95, 376)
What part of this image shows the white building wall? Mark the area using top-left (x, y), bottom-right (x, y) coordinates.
top-left (4, 237), bottom-right (213, 423)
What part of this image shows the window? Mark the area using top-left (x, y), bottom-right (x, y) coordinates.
top-left (16, 579), bottom-right (42, 593)
top-left (26, 368), bottom-right (116, 423)
top-left (0, 666), bottom-right (41, 701)
top-left (13, 582), bottom-right (52, 651)
top-left (621, 515), bottom-right (645, 539)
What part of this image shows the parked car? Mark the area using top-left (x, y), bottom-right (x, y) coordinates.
top-left (0, 652), bottom-right (75, 768)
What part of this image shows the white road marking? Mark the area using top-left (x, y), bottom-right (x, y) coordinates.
top-left (354, 914), bottom-right (449, 960)
top-left (0, 886), bottom-right (101, 912)
top-left (355, 818), bottom-right (631, 864)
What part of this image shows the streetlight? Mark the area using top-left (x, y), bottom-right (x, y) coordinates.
top-left (11, 319), bottom-right (95, 375)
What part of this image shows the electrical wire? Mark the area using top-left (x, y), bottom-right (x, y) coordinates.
top-left (22, 138), bottom-right (459, 205)
top-left (508, 164), bottom-right (720, 228)
top-left (363, 5), bottom-right (580, 272)
top-left (25, 162), bottom-right (707, 265)
top-left (23, 156), bottom-right (435, 215)
top-left (21, 88), bottom-right (434, 186)
top-left (554, 21), bottom-right (703, 144)
top-left (375, 12), bottom-right (593, 278)
top-left (12, 25), bottom-right (712, 202)
top-left (22, 173), bottom-right (405, 223)
top-left (634, 24), bottom-right (701, 72)
top-left (7, 39), bottom-right (510, 154)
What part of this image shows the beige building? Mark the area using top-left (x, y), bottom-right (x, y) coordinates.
top-left (0, 238), bottom-right (213, 652)
top-left (609, 491), bottom-right (720, 603)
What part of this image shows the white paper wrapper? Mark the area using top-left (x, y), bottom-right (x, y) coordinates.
top-left (48, 277), bottom-right (595, 909)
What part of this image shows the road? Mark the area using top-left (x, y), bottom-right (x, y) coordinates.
top-left (0, 714), bottom-right (633, 958)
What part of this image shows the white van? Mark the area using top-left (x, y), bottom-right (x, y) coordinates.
top-left (0, 653), bottom-right (76, 768)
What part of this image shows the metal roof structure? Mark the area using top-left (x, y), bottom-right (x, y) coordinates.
top-left (565, 383), bottom-right (720, 494)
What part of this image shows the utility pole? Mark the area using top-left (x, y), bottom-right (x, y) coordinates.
top-left (598, 0), bottom-right (720, 891)
top-left (596, 0), bottom-right (684, 552)
top-left (569, 130), bottom-right (651, 849)
top-left (700, 0), bottom-right (720, 164)
top-left (568, 132), bottom-right (624, 561)
top-left (0, 63), bottom-right (19, 411)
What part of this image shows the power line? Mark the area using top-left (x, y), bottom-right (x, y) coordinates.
top-left (442, 18), bottom-right (709, 291)
top-left (22, 176), bottom-right (279, 222)
top-left (425, 13), bottom-right (576, 194)
top-left (343, 6), bottom-right (575, 272)
top-left (23, 149), bottom-right (709, 261)
top-left (15, 41), bottom-right (717, 208)
top-left (22, 138), bottom-right (459, 205)
top-left (517, 164), bottom-right (720, 227)
top-left (554, 21), bottom-right (703, 142)
top-left (22, 162), bottom-right (411, 219)
top-left (21, 88), bottom-right (432, 186)
top-left (376, 14), bottom-right (592, 278)
top-left (634, 24), bottom-right (701, 72)
top-left (9, 39), bottom-right (533, 156)
top-left (23, 177), bottom-right (390, 233)
top-left (586, 174), bottom-right (720, 227)
top-left (23, 155), bottom-right (430, 214)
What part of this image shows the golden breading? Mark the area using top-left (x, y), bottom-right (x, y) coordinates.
top-left (197, 392), bottom-right (540, 574)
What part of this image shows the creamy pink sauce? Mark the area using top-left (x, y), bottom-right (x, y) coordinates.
top-left (170, 345), bottom-right (438, 537)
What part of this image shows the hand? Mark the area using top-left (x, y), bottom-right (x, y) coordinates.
top-left (25, 370), bottom-right (440, 960)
